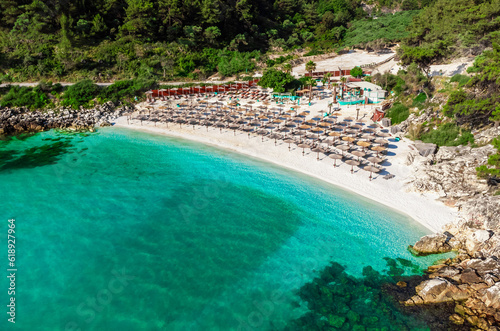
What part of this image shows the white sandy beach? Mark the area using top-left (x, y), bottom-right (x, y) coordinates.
top-left (113, 95), bottom-right (456, 233)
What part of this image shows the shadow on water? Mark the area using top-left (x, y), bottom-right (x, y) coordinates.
top-left (283, 258), bottom-right (472, 331)
top-left (0, 130), bottom-right (96, 172)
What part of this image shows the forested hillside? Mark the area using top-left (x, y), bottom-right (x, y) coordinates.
top-left (399, 0), bottom-right (500, 68)
top-left (0, 0), bottom-right (433, 82)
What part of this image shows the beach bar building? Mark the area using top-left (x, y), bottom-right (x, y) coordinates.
top-left (338, 81), bottom-right (386, 105)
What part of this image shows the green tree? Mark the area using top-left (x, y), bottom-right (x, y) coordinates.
top-left (492, 106), bottom-right (500, 128)
top-left (258, 68), bottom-right (297, 93)
top-left (91, 14), bottom-right (108, 36)
top-left (324, 72), bottom-right (332, 88)
top-left (61, 80), bottom-right (101, 109)
top-left (204, 26), bottom-right (221, 46)
top-left (350, 66), bottom-right (363, 78)
top-left (121, 0), bottom-right (154, 38)
top-left (305, 60), bottom-right (316, 76)
top-left (302, 76), bottom-right (316, 101)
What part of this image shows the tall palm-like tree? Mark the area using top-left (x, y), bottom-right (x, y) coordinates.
top-left (305, 60), bottom-right (316, 77)
top-left (304, 76), bottom-right (316, 102)
top-left (340, 76), bottom-right (347, 100)
top-left (324, 72), bottom-right (332, 89)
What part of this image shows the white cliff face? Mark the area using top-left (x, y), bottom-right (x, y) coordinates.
top-left (405, 144), bottom-right (495, 198)
top-left (399, 117), bottom-right (500, 328)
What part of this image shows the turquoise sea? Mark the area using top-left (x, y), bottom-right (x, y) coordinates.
top-left (0, 127), bottom-right (445, 330)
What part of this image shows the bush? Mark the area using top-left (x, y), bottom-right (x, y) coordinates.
top-left (343, 11), bottom-right (420, 48)
top-left (450, 74), bottom-right (470, 88)
top-left (217, 51), bottom-right (257, 77)
top-left (258, 69), bottom-right (299, 93)
top-left (350, 66), bottom-right (363, 78)
top-left (61, 80), bottom-right (101, 109)
top-left (477, 136), bottom-right (500, 178)
top-left (420, 123), bottom-right (474, 146)
top-left (304, 49), bottom-right (324, 56)
top-left (101, 78), bottom-right (156, 103)
top-left (0, 85), bottom-right (50, 109)
top-left (386, 103), bottom-right (409, 124)
top-left (412, 92), bottom-right (427, 107)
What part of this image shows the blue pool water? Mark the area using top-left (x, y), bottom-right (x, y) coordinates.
top-left (0, 127), bottom-right (444, 330)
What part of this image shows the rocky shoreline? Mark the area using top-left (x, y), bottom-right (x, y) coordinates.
top-left (0, 101), bottom-right (134, 136)
top-left (402, 120), bottom-right (500, 329)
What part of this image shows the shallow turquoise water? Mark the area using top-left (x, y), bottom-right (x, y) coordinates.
top-left (0, 128), bottom-right (444, 330)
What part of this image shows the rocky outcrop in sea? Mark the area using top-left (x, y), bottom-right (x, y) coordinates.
top-left (403, 124), bottom-right (500, 329)
top-left (0, 101), bottom-right (134, 136)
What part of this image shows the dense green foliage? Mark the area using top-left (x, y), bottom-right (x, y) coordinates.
top-left (343, 10), bottom-right (419, 49)
top-left (257, 69), bottom-right (300, 92)
top-left (99, 78), bottom-right (157, 103)
top-left (386, 102), bottom-right (409, 124)
top-left (412, 92), bottom-right (427, 107)
top-left (400, 0), bottom-right (500, 70)
top-left (420, 122), bottom-right (474, 146)
top-left (476, 136), bottom-right (500, 178)
top-left (0, 0), bottom-right (435, 81)
top-left (0, 78), bottom-right (157, 109)
top-left (449, 74), bottom-right (470, 88)
top-left (443, 42), bottom-right (500, 126)
top-left (60, 80), bottom-right (101, 109)
top-left (0, 85), bottom-right (51, 109)
top-left (349, 66), bottom-right (363, 78)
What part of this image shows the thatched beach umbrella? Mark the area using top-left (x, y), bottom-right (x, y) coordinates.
top-left (329, 131), bottom-right (341, 142)
top-left (188, 118), bottom-right (199, 129)
top-left (342, 136), bottom-right (356, 145)
top-left (345, 159), bottom-right (360, 174)
top-left (329, 153), bottom-right (342, 167)
top-left (215, 121), bottom-right (226, 133)
top-left (228, 123), bottom-right (240, 135)
top-left (374, 138), bottom-right (389, 146)
top-left (336, 144), bottom-right (350, 156)
top-left (318, 122), bottom-right (331, 129)
top-left (357, 140), bottom-right (371, 151)
top-left (256, 129), bottom-right (268, 142)
top-left (242, 125), bottom-right (254, 138)
top-left (268, 133), bottom-right (282, 145)
top-left (297, 143), bottom-right (310, 156)
top-left (367, 156), bottom-right (384, 165)
top-left (371, 145), bottom-right (386, 157)
top-left (361, 134), bottom-right (377, 141)
top-left (278, 127), bottom-right (290, 138)
top-left (284, 138), bottom-right (295, 151)
top-left (364, 165), bottom-right (380, 181)
top-left (311, 146), bottom-right (326, 161)
top-left (311, 127), bottom-right (324, 141)
top-left (351, 150), bottom-right (366, 162)
top-left (285, 122), bottom-right (297, 132)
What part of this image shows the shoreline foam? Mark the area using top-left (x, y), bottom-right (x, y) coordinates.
top-left (114, 116), bottom-right (456, 233)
